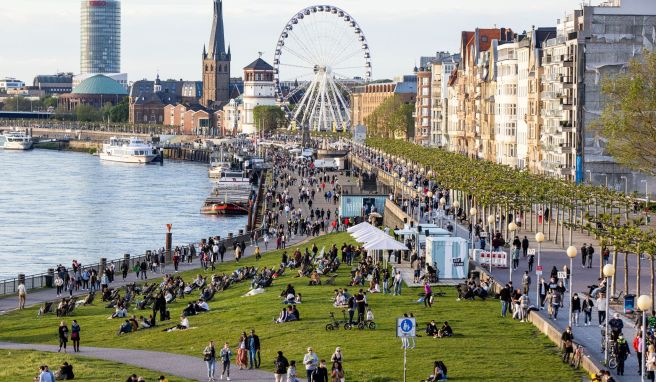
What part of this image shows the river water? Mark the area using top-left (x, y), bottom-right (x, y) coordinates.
top-left (0, 149), bottom-right (247, 279)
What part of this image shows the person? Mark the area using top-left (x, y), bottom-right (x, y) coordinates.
top-left (287, 360), bottom-right (299, 382)
top-left (38, 365), bottom-right (56, 382)
top-left (429, 360), bottom-right (448, 381)
top-left (330, 361), bottom-right (344, 382)
top-left (423, 281), bottom-right (433, 308)
top-left (393, 271), bottom-right (402, 296)
top-left (438, 321), bottom-right (453, 338)
top-left (597, 293), bottom-right (607, 327)
top-left (609, 313), bottom-right (624, 341)
top-left (236, 332), bottom-right (248, 370)
top-left (71, 319), bottom-right (81, 352)
top-left (274, 350), bottom-right (290, 382)
top-left (499, 283), bottom-right (511, 317)
top-left (275, 307), bottom-right (289, 323)
top-left (18, 281), bottom-right (26, 309)
top-left (220, 341), bottom-right (233, 381)
top-left (255, 246), bottom-right (262, 260)
top-left (647, 344), bottom-right (656, 382)
top-left (330, 347), bottom-right (342, 364)
top-left (580, 243), bottom-right (588, 268)
top-left (615, 334), bottom-right (630, 376)
top-left (582, 294), bottom-right (594, 326)
top-left (312, 359), bottom-right (329, 382)
top-left (58, 321), bottom-right (69, 353)
top-left (426, 320), bottom-right (439, 337)
top-left (538, 277), bottom-right (547, 309)
top-left (303, 347), bottom-right (319, 382)
top-left (203, 340), bottom-right (216, 381)
top-left (118, 319), bottom-right (132, 335)
top-left (56, 361), bottom-right (74, 380)
top-left (522, 271), bottom-right (531, 295)
top-left (634, 332), bottom-right (644, 376)
top-left (587, 244), bottom-right (595, 268)
top-left (521, 236), bottom-right (529, 257)
top-left (248, 329), bottom-right (261, 369)
top-left (571, 293), bottom-right (581, 326)
top-left (561, 326), bottom-right (574, 363)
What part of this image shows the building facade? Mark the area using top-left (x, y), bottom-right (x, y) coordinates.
top-left (80, 0), bottom-right (120, 74)
top-left (240, 58), bottom-right (276, 134)
top-left (0, 78), bottom-right (25, 92)
top-left (33, 73), bottom-right (74, 95)
top-left (351, 77), bottom-right (417, 129)
top-left (201, 0), bottom-right (231, 109)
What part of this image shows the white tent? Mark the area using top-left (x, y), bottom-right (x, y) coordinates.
top-left (347, 222), bottom-right (373, 233)
top-left (363, 236), bottom-right (407, 251)
top-left (354, 230), bottom-right (386, 243)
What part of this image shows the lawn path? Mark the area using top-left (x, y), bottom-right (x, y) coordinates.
top-left (0, 341), bottom-right (270, 381)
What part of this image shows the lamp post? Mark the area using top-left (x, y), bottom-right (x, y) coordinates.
top-left (642, 179), bottom-right (649, 219)
top-left (487, 215), bottom-right (495, 272)
top-left (400, 177), bottom-right (407, 208)
top-left (407, 181), bottom-right (415, 220)
top-left (535, 232), bottom-right (545, 307)
top-left (453, 200), bottom-right (460, 224)
top-left (508, 222), bottom-right (517, 282)
top-left (469, 207), bottom-right (477, 253)
top-left (427, 191), bottom-right (434, 223)
top-left (566, 246), bottom-right (577, 327)
top-left (638, 294), bottom-right (652, 382)
top-left (620, 175), bottom-right (628, 195)
top-left (603, 263), bottom-right (615, 366)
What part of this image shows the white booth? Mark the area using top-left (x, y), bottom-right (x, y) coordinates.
top-left (425, 236), bottom-right (469, 280)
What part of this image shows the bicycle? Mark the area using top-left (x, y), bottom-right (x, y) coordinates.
top-left (325, 310), bottom-right (352, 331)
top-left (599, 330), bottom-right (618, 369)
top-left (570, 343), bottom-right (584, 368)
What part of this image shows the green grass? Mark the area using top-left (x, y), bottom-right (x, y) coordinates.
top-left (0, 350), bottom-right (195, 382)
top-left (0, 233), bottom-right (581, 381)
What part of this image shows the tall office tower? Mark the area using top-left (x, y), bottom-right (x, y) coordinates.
top-left (80, 0), bottom-right (121, 74)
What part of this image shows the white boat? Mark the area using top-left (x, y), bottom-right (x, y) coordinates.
top-left (212, 169), bottom-right (251, 186)
top-left (1, 131), bottom-right (33, 150)
top-left (208, 161), bottom-right (231, 178)
top-left (99, 137), bottom-right (158, 164)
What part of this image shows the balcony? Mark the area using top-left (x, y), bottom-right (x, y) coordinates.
top-left (560, 98), bottom-right (573, 110)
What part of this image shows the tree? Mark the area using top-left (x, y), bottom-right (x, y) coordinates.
top-left (2, 96), bottom-right (33, 111)
top-left (253, 105), bottom-right (286, 133)
top-left (109, 97), bottom-right (129, 122)
top-left (41, 96), bottom-right (58, 111)
top-left (364, 95), bottom-right (414, 139)
top-left (596, 50), bottom-right (656, 176)
top-left (75, 104), bottom-right (101, 122)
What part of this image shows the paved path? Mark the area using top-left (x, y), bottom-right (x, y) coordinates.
top-left (0, 341), bottom-right (270, 381)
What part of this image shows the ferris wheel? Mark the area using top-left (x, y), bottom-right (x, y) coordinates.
top-left (273, 5), bottom-right (372, 132)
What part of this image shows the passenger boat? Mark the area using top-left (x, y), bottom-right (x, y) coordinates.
top-left (208, 147), bottom-right (232, 178)
top-left (202, 170), bottom-right (253, 215)
top-left (1, 131), bottom-right (33, 150)
top-left (99, 137), bottom-right (157, 164)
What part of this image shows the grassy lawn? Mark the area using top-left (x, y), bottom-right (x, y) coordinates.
top-left (0, 232), bottom-right (581, 381)
top-left (0, 350), bottom-right (195, 382)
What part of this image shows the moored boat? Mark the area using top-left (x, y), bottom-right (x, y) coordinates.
top-left (99, 137), bottom-right (157, 164)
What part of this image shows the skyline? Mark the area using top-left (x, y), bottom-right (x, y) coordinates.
top-left (2, 0), bottom-right (578, 83)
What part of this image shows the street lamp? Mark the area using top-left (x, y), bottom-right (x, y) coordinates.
top-left (603, 263), bottom-right (615, 366)
top-left (641, 179), bottom-right (649, 214)
top-left (427, 191), bottom-right (434, 223)
top-left (453, 200), bottom-right (460, 222)
top-left (638, 294), bottom-right (652, 382)
top-left (535, 232), bottom-right (545, 307)
top-left (508, 222), bottom-right (517, 282)
top-left (469, 207), bottom-right (477, 253)
top-left (566, 246), bottom-right (577, 327)
top-left (487, 215), bottom-right (495, 272)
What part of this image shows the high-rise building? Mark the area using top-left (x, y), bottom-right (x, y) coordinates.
top-left (80, 0), bottom-right (121, 75)
top-left (201, 0), bottom-right (231, 109)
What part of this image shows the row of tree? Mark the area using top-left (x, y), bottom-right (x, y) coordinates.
top-left (0, 96), bottom-right (129, 123)
top-left (364, 95), bottom-right (414, 139)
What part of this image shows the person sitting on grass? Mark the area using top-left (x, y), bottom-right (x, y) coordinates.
top-left (183, 302), bottom-right (197, 317)
top-left (275, 307), bottom-right (288, 323)
top-left (109, 304), bottom-right (127, 319)
top-left (139, 315), bottom-right (152, 329)
top-left (426, 320), bottom-right (439, 338)
top-left (333, 290), bottom-right (347, 308)
top-left (196, 298), bottom-right (210, 312)
top-left (164, 314), bottom-right (189, 332)
top-left (129, 315), bottom-right (140, 332)
top-left (54, 361), bottom-right (74, 380)
top-left (437, 321), bottom-right (453, 338)
top-left (291, 305), bottom-right (300, 320)
top-left (294, 293), bottom-right (302, 304)
top-left (368, 278), bottom-right (380, 293)
top-left (280, 284), bottom-right (296, 298)
top-left (309, 271), bottom-right (321, 286)
top-left (283, 292), bottom-right (296, 305)
top-left (427, 360), bottom-right (448, 381)
top-left (118, 319), bottom-right (132, 335)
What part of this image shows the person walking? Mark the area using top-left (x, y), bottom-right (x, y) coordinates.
top-left (538, 277), bottom-right (547, 309)
top-left (219, 342), bottom-right (233, 381)
top-left (423, 281), bottom-right (433, 308)
top-left (616, 334), bottom-right (631, 376)
top-left (561, 326), bottom-right (574, 363)
top-left (521, 271), bottom-right (531, 295)
top-left (58, 321), bottom-right (69, 353)
top-left (500, 284), bottom-right (511, 317)
top-left (303, 347), bottom-right (318, 382)
top-left (236, 332), bottom-right (248, 370)
top-left (570, 293), bottom-right (581, 326)
top-left (17, 281), bottom-right (26, 309)
top-left (580, 243), bottom-right (588, 268)
top-left (596, 293), bottom-right (607, 327)
top-left (393, 271), bottom-right (402, 296)
top-left (634, 333), bottom-right (644, 376)
top-left (330, 361), bottom-right (345, 382)
top-left (71, 320), bottom-right (81, 352)
top-left (586, 244), bottom-right (595, 268)
top-left (273, 351), bottom-right (290, 382)
top-left (312, 360), bottom-right (329, 382)
top-left (521, 236), bottom-right (529, 258)
top-left (248, 329), bottom-right (261, 369)
top-left (582, 294), bottom-right (594, 326)
top-left (203, 340), bottom-right (216, 381)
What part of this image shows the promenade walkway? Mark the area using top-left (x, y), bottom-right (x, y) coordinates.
top-left (0, 341), bottom-right (270, 381)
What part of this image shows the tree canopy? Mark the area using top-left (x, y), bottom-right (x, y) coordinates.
top-left (364, 95), bottom-right (414, 139)
top-left (253, 105), bottom-right (287, 133)
top-left (596, 49), bottom-right (656, 176)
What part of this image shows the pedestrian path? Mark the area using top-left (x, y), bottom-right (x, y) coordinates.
top-left (0, 341), bottom-right (270, 381)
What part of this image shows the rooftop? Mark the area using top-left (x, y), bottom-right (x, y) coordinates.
top-left (72, 74), bottom-right (127, 95)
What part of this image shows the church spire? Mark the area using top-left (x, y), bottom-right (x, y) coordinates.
top-left (207, 0), bottom-right (226, 60)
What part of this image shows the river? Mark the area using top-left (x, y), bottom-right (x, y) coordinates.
top-left (0, 149), bottom-right (247, 279)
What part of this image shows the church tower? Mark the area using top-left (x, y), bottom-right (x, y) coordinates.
top-left (201, 0), bottom-right (231, 109)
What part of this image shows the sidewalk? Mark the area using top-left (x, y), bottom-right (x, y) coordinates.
top-left (0, 341), bottom-right (270, 381)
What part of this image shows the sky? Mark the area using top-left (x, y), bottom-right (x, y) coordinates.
top-left (0, 0), bottom-right (581, 84)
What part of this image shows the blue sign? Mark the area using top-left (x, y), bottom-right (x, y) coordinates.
top-left (397, 317), bottom-right (416, 337)
top-left (400, 319), bottom-right (413, 332)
